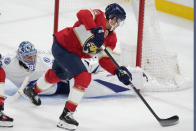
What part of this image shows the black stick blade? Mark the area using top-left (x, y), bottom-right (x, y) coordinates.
top-left (159, 115), bottom-right (179, 127)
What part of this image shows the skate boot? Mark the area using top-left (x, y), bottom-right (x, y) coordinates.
top-left (23, 85), bottom-right (41, 106)
top-left (57, 108), bottom-right (79, 130)
top-left (0, 106), bottom-right (14, 127)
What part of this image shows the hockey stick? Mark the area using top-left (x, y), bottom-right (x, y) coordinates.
top-left (104, 48), bottom-right (179, 127)
top-left (7, 76), bottom-right (29, 103)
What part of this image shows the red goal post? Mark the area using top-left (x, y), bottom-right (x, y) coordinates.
top-left (54, 0), bottom-right (59, 34)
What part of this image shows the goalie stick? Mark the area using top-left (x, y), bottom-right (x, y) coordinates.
top-left (104, 48), bottom-right (179, 127)
top-left (7, 76), bottom-right (29, 103)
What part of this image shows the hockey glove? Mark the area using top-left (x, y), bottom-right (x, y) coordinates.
top-left (83, 27), bottom-right (104, 54)
top-left (114, 66), bottom-right (132, 85)
top-left (91, 26), bottom-right (104, 48)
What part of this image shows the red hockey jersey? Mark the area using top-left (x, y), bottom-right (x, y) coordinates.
top-left (54, 9), bottom-right (117, 74)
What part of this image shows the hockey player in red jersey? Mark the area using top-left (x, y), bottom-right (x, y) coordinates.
top-left (0, 57), bottom-right (14, 127)
top-left (21, 3), bottom-right (132, 130)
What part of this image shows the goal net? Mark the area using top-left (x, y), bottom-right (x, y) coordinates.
top-left (54, 0), bottom-right (192, 92)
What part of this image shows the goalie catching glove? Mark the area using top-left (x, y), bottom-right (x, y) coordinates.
top-left (83, 27), bottom-right (104, 54)
top-left (114, 66), bottom-right (132, 85)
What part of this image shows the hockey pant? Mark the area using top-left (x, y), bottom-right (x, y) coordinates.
top-left (52, 40), bottom-right (88, 80)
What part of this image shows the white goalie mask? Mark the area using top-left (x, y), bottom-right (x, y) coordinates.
top-left (17, 41), bottom-right (37, 71)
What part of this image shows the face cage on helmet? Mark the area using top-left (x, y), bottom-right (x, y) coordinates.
top-left (17, 51), bottom-right (37, 71)
top-left (23, 55), bottom-right (36, 71)
top-left (108, 17), bottom-right (124, 31)
top-left (23, 55), bottom-right (36, 64)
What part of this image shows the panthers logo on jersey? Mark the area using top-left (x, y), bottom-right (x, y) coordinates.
top-left (74, 25), bottom-right (102, 54)
top-left (83, 40), bottom-right (101, 54)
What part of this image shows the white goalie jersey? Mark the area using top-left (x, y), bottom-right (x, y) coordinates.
top-left (3, 51), bottom-right (147, 97)
top-left (1, 52), bottom-right (54, 93)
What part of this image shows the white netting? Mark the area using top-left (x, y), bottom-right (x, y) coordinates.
top-left (56, 0), bottom-right (192, 92)
top-left (116, 0), bottom-right (192, 91)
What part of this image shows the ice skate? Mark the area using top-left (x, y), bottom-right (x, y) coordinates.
top-left (0, 110), bottom-right (13, 127)
top-left (22, 85), bottom-right (41, 106)
top-left (57, 108), bottom-right (79, 130)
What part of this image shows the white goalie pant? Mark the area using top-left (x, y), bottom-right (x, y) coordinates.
top-left (69, 67), bottom-right (146, 97)
top-left (4, 67), bottom-right (146, 97)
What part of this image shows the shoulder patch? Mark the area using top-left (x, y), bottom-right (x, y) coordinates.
top-left (43, 57), bottom-right (50, 63)
top-left (4, 57), bottom-right (11, 65)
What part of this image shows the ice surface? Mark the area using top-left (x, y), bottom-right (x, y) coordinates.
top-left (0, 0), bottom-right (193, 131)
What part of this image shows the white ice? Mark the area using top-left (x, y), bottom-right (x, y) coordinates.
top-left (0, 0), bottom-right (193, 131)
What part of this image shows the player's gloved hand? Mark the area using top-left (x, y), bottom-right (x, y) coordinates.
top-left (114, 66), bottom-right (132, 85)
top-left (90, 26), bottom-right (104, 48)
top-left (83, 27), bottom-right (104, 54)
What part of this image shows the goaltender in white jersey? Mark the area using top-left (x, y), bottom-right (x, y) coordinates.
top-left (2, 49), bottom-right (53, 89)
top-left (2, 42), bottom-right (146, 98)
top-left (0, 41), bottom-right (55, 127)
top-left (0, 41), bottom-right (146, 127)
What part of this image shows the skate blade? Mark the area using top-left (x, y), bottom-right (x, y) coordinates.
top-left (0, 121), bottom-right (13, 127)
top-left (57, 120), bottom-right (77, 131)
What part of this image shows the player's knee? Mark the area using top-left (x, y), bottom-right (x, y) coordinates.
top-left (74, 72), bottom-right (91, 89)
top-left (0, 67), bottom-right (5, 82)
top-left (45, 69), bottom-right (61, 84)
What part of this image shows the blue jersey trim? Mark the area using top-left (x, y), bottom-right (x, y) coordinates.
top-left (94, 79), bottom-right (129, 93)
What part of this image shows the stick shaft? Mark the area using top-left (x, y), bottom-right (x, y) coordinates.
top-left (7, 76), bottom-right (29, 103)
top-left (104, 48), bottom-right (160, 121)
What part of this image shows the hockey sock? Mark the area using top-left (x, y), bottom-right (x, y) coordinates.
top-left (0, 97), bottom-right (4, 108)
top-left (45, 69), bottom-right (61, 83)
top-left (0, 68), bottom-right (5, 106)
top-left (0, 83), bottom-right (4, 107)
top-left (35, 69), bottom-right (61, 93)
top-left (65, 86), bottom-right (85, 112)
top-left (65, 72), bottom-right (91, 112)
top-left (0, 84), bottom-right (4, 103)
top-left (34, 84), bottom-right (42, 94)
